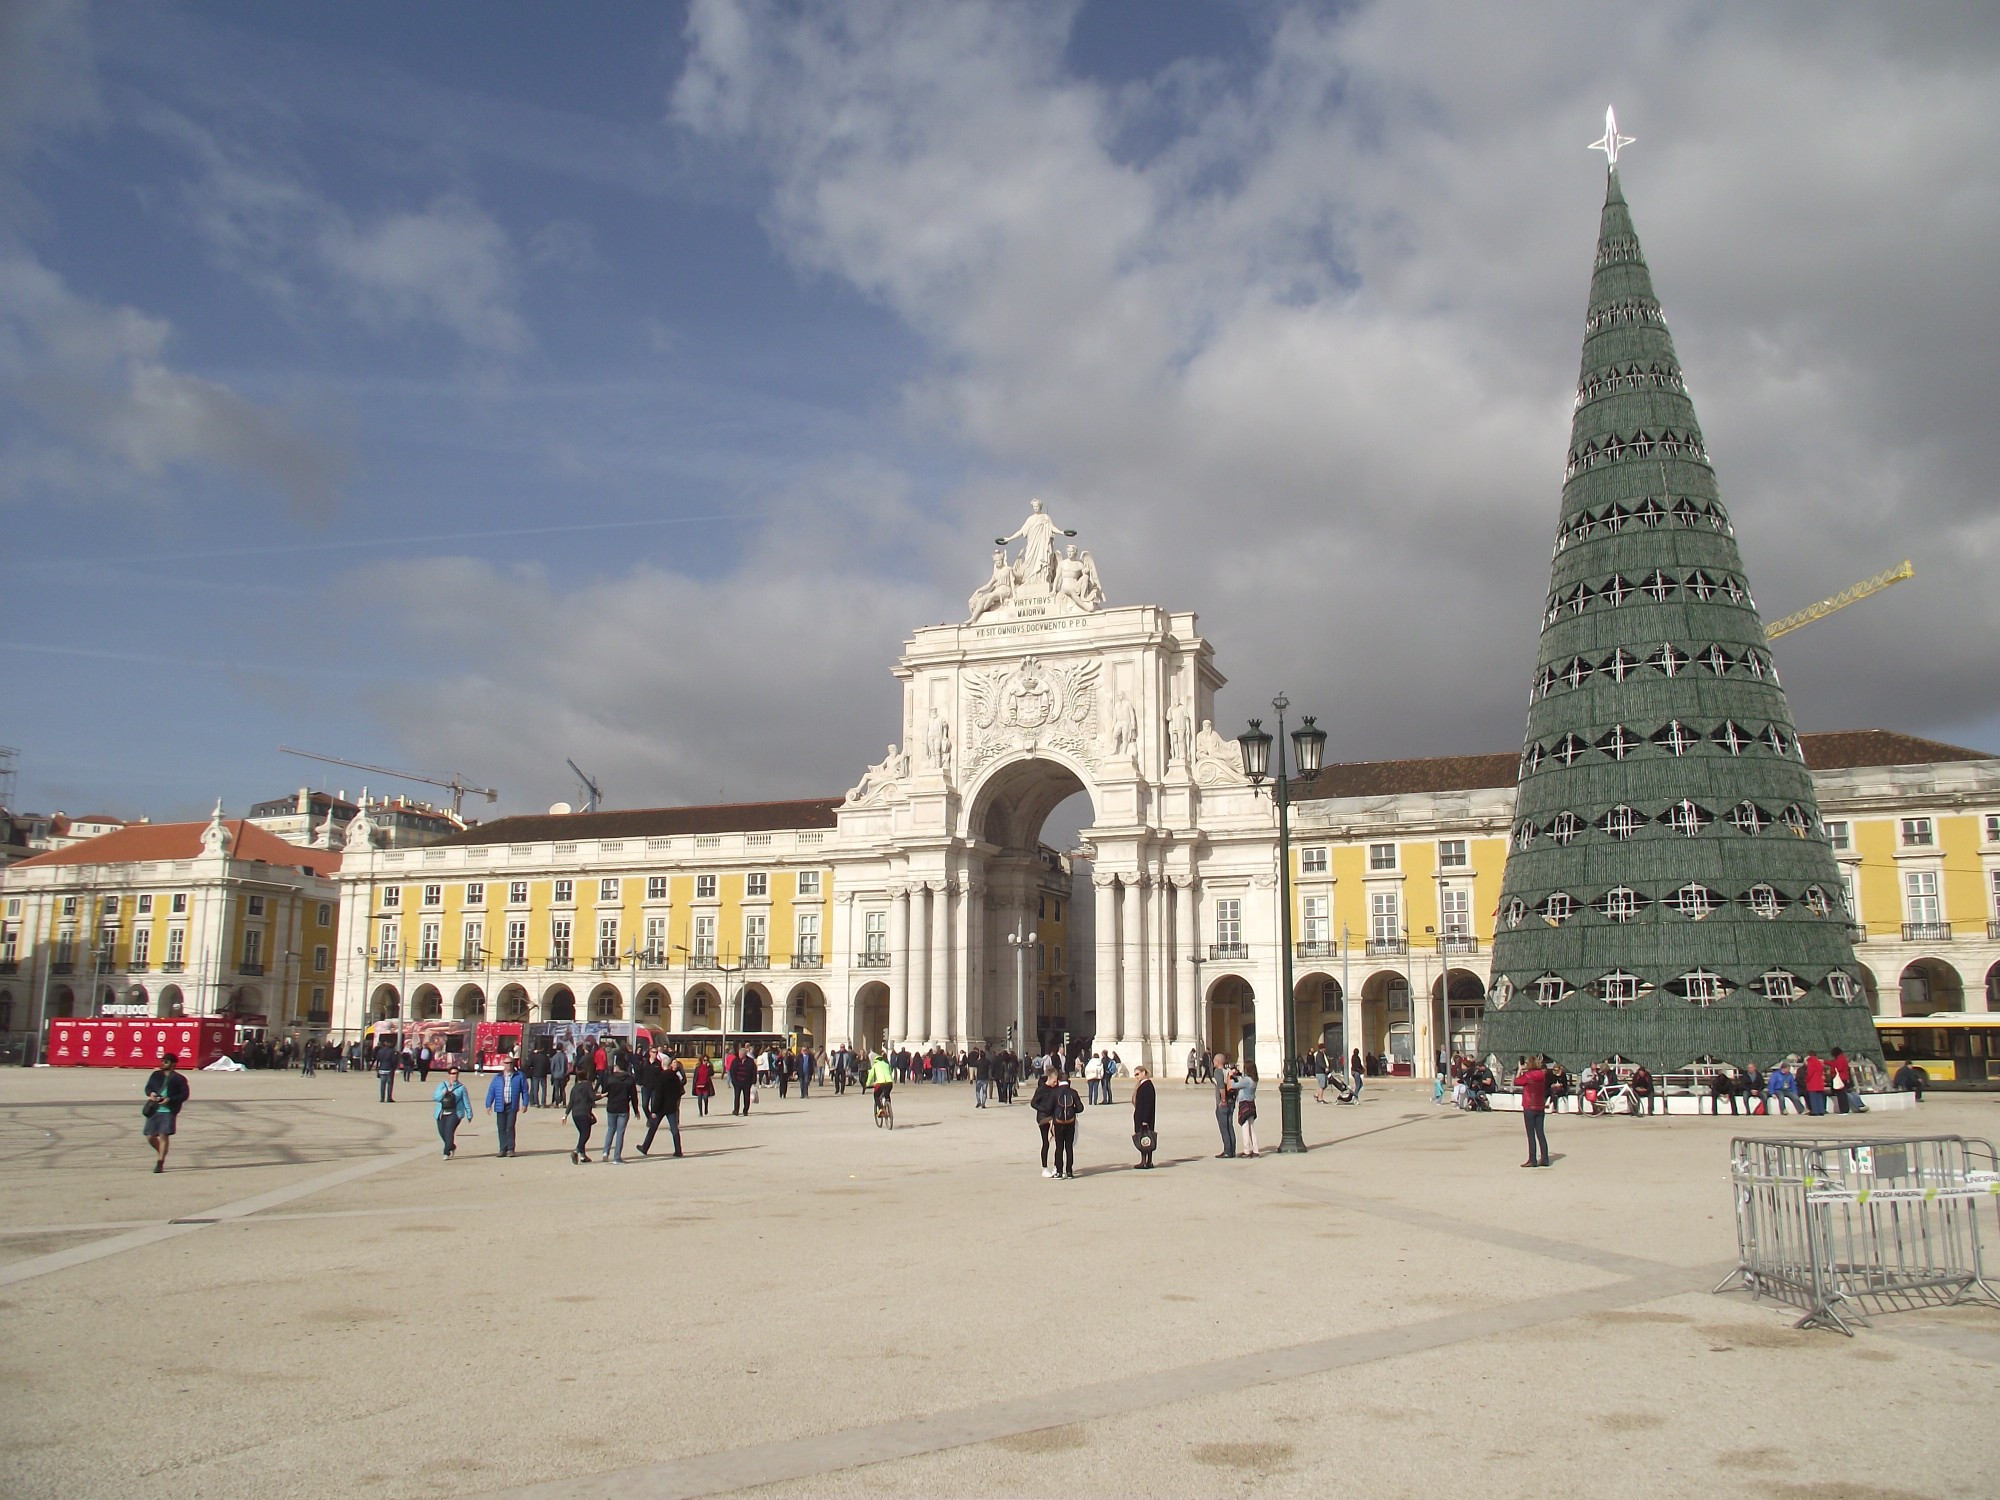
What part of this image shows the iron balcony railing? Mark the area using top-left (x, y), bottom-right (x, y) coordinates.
top-left (1440, 934), bottom-right (1481, 956)
top-left (741, 951), bottom-right (769, 970)
top-left (1902, 922), bottom-right (1953, 942)
top-left (856, 951), bottom-right (890, 968)
top-left (50, 962), bottom-right (73, 974)
top-left (1295, 941), bottom-right (1338, 960)
top-left (1209, 943), bottom-right (1249, 961)
top-left (500, 957), bottom-right (528, 971)
top-left (545, 956), bottom-right (574, 971)
top-left (374, 956), bottom-right (400, 971)
top-left (126, 960), bottom-right (148, 973)
top-left (239, 961), bottom-right (266, 976)
top-left (1365, 937), bottom-right (1407, 957)
top-left (790, 953), bottom-right (825, 969)
top-left (159, 961), bottom-right (185, 973)
top-left (458, 958), bottom-right (485, 971)
top-left (687, 954), bottom-right (721, 971)
top-left (413, 958), bottom-right (440, 972)
top-left (1990, 920), bottom-right (2000, 941)
top-left (593, 955), bottom-right (622, 971)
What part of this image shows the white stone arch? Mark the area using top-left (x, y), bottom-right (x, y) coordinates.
top-left (452, 983), bottom-right (486, 1020)
top-left (1206, 973), bottom-right (1256, 1070)
top-left (636, 982), bottom-right (670, 1025)
top-left (369, 983), bottom-right (401, 1020)
top-left (588, 981), bottom-right (624, 1020)
top-left (682, 983), bottom-right (719, 1032)
top-left (958, 746), bottom-right (1101, 850)
top-left (852, 980), bottom-right (890, 1051)
top-left (541, 983), bottom-right (577, 1021)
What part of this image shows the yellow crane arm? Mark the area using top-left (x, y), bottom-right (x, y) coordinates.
top-left (1765, 560), bottom-right (1914, 640)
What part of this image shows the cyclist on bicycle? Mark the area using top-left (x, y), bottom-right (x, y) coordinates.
top-left (866, 1051), bottom-right (894, 1117)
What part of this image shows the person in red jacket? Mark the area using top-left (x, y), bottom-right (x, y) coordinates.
top-left (1515, 1055), bottom-right (1551, 1167)
top-left (1801, 1051), bottom-right (1830, 1116)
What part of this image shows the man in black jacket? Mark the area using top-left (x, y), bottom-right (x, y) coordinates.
top-left (727, 1048), bottom-right (757, 1115)
top-left (142, 1053), bottom-right (191, 1172)
top-left (638, 1056), bottom-right (686, 1156)
top-left (374, 1036), bottom-right (400, 1102)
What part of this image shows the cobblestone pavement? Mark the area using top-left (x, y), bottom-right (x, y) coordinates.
top-left (2, 1068), bottom-right (1996, 1499)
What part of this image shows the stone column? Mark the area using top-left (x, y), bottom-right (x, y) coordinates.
top-left (1175, 876), bottom-right (1198, 1053)
top-left (958, 879), bottom-right (982, 1044)
top-left (1121, 876), bottom-right (1146, 1054)
top-left (888, 886), bottom-right (910, 1043)
top-left (1093, 873), bottom-right (1120, 1047)
top-left (930, 877), bottom-right (952, 1047)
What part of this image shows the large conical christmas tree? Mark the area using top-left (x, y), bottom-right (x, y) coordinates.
top-left (1479, 131), bottom-right (1879, 1073)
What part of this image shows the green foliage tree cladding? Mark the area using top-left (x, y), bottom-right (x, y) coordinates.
top-left (1479, 168), bottom-right (1877, 1074)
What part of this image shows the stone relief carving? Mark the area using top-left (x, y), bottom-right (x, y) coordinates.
top-left (964, 655), bottom-right (1101, 771)
top-left (1192, 719), bottom-right (1248, 787)
top-left (1167, 692), bottom-right (1192, 765)
top-left (343, 792), bottom-right (376, 851)
top-left (845, 744), bottom-right (910, 806)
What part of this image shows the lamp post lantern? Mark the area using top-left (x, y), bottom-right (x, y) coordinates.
top-left (1005, 922), bottom-right (1042, 1064)
top-left (1239, 694), bottom-right (1325, 1155)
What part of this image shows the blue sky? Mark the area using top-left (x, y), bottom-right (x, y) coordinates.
top-left (4, 1), bottom-right (1997, 823)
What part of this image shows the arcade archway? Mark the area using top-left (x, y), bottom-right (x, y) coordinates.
top-left (740, 983), bottom-right (769, 1033)
top-left (543, 984), bottom-right (576, 1021)
top-left (786, 982), bottom-right (827, 1046)
top-left (1207, 974), bottom-right (1256, 1071)
top-left (496, 984), bottom-right (529, 1021)
top-left (589, 982), bottom-right (623, 1020)
top-left (452, 984), bottom-right (485, 1020)
top-left (1899, 958), bottom-right (1964, 1016)
top-left (853, 981), bottom-right (889, 1051)
top-left (683, 984), bottom-right (718, 1032)
top-left (1294, 972), bottom-right (1342, 1056)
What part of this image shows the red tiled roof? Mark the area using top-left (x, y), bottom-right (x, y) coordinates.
top-left (12, 820), bottom-right (342, 876)
top-left (1295, 729), bottom-right (1994, 802)
top-left (432, 797), bottom-right (844, 847)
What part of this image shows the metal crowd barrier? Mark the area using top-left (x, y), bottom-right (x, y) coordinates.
top-left (1717, 1135), bottom-right (2000, 1335)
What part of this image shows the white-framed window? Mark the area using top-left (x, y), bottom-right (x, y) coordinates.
top-left (692, 991), bottom-right (709, 1018)
top-left (743, 913), bottom-right (767, 958)
top-left (131, 928), bottom-right (150, 966)
top-left (1300, 846), bottom-right (1328, 875)
top-left (1824, 819), bottom-right (1850, 851)
top-left (599, 878), bottom-right (620, 903)
top-left (103, 895), bottom-right (121, 916)
top-left (505, 920), bottom-right (527, 965)
top-left (419, 923), bottom-right (440, 965)
top-left (462, 921), bottom-right (483, 962)
top-left (693, 914), bottom-right (716, 958)
top-left (4, 896), bottom-right (19, 917)
top-left (171, 893), bottom-right (188, 915)
top-left (242, 928), bottom-right (264, 968)
top-left (695, 874), bottom-right (718, 900)
top-left (1438, 839), bottom-right (1468, 869)
top-left (597, 917), bottom-right (619, 963)
top-left (54, 929), bottom-right (74, 965)
top-left (640, 990), bottom-right (662, 1018)
top-left (380, 886), bottom-right (401, 909)
top-left (316, 902), bottom-right (332, 925)
top-left (421, 884), bottom-right (442, 908)
top-left (1840, 869), bottom-right (1859, 921)
top-left (508, 881), bottom-right (529, 905)
top-left (377, 923), bottom-right (398, 963)
top-left (166, 928), bottom-right (185, 967)
top-left (644, 915), bottom-right (667, 960)
top-left (1901, 817), bottom-right (1934, 848)
top-left (1215, 898), bottom-right (1242, 951)
top-left (1990, 869), bottom-right (2000, 920)
top-left (60, 896), bottom-right (76, 918)
top-left (1986, 814), bottom-right (2000, 846)
top-left (1368, 843), bottom-right (1397, 871)
top-left (465, 882), bottom-right (485, 907)
top-left (553, 879), bottom-right (574, 904)
top-left (135, 894), bottom-right (152, 916)
top-left (549, 917), bottom-right (572, 962)
top-left (646, 875), bottom-right (669, 900)
top-left (796, 870), bottom-right (822, 897)
top-left (313, 943), bottom-right (329, 973)
top-left (746, 872), bottom-right (769, 898)
top-left (1370, 890), bottom-right (1400, 942)
top-left (1302, 895), bottom-right (1330, 946)
top-left (1052, 945), bottom-right (1062, 972)
top-left (797, 912), bottom-right (820, 956)
top-left (863, 911), bottom-right (886, 955)
top-left (1904, 870), bottom-right (1941, 926)
top-left (1440, 887), bottom-right (1471, 936)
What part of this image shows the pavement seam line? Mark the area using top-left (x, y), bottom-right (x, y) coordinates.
top-left (0, 1143), bottom-right (436, 1289)
top-left (479, 1260), bottom-right (1733, 1500)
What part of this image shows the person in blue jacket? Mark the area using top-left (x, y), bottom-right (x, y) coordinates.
top-left (434, 1067), bottom-right (473, 1159)
top-left (484, 1055), bottom-right (531, 1157)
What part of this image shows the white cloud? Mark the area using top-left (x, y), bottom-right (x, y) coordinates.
top-left (152, 110), bottom-right (529, 356)
top-left (0, 248), bottom-right (346, 515)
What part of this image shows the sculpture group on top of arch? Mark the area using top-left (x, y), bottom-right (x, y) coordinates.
top-left (967, 497), bottom-right (1103, 624)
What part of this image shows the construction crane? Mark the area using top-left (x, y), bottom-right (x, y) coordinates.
top-left (1765, 559), bottom-right (1915, 641)
top-left (277, 746), bottom-right (498, 820)
top-left (566, 759), bottom-right (603, 814)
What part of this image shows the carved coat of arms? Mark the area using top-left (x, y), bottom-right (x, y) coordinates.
top-left (965, 656), bottom-right (1101, 769)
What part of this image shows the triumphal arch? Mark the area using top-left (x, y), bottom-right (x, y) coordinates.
top-left (825, 500), bottom-right (1283, 1078)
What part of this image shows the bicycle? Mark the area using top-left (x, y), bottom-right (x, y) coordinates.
top-left (873, 1089), bottom-right (894, 1129)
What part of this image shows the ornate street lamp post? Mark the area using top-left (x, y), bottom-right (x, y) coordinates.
top-left (1238, 694), bottom-right (1327, 1155)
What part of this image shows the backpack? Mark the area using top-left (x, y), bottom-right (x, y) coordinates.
top-left (1052, 1086), bottom-right (1079, 1125)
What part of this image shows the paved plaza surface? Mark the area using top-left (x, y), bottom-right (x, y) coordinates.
top-left (2, 1068), bottom-right (1996, 1499)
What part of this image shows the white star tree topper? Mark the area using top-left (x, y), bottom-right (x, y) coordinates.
top-left (1589, 106), bottom-right (1635, 169)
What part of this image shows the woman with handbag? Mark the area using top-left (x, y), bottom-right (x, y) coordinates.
top-left (565, 1070), bottom-right (600, 1164)
top-left (1131, 1066), bottom-right (1157, 1169)
top-left (433, 1067), bottom-right (473, 1159)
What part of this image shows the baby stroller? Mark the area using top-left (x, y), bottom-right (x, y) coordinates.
top-left (1327, 1069), bottom-right (1359, 1105)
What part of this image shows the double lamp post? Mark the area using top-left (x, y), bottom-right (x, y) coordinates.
top-left (1236, 693), bottom-right (1326, 1155)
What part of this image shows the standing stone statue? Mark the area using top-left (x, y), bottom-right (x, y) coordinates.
top-left (997, 499), bottom-right (1072, 594)
top-left (926, 709), bottom-right (953, 776)
top-left (1167, 694), bottom-right (1191, 764)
